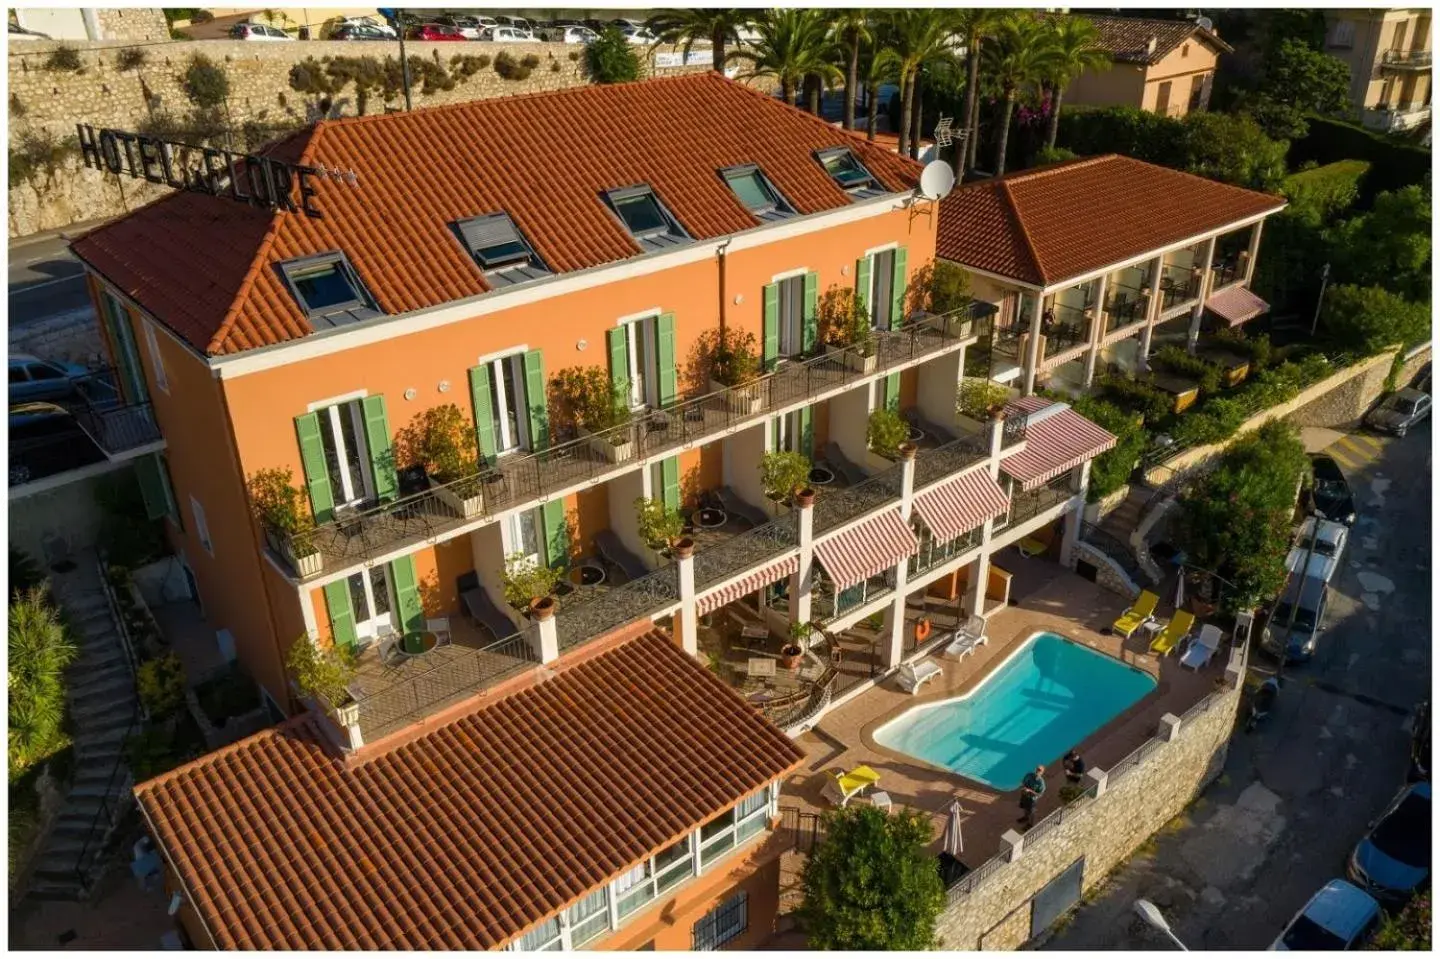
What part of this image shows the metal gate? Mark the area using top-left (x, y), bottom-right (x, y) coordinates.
top-left (1030, 857), bottom-right (1085, 939)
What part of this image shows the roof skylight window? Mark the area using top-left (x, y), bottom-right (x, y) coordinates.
top-left (454, 213), bottom-right (551, 286)
top-left (605, 186), bottom-right (690, 251)
top-left (817, 148), bottom-right (879, 193)
top-left (722, 165), bottom-right (795, 220)
top-left (278, 252), bottom-right (380, 327)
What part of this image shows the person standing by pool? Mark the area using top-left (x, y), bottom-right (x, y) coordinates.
top-left (1018, 765), bottom-right (1046, 828)
top-left (1063, 750), bottom-right (1086, 785)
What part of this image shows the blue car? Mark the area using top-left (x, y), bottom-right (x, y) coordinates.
top-left (1348, 781), bottom-right (1431, 903)
top-left (8, 354), bottom-right (88, 404)
top-left (1271, 880), bottom-right (1381, 950)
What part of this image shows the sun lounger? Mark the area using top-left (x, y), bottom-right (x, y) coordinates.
top-left (594, 529), bottom-right (651, 581)
top-left (705, 487), bottom-right (768, 529)
top-left (1017, 536), bottom-right (1047, 558)
top-left (1112, 590), bottom-right (1159, 639)
top-left (822, 764), bottom-right (882, 807)
top-left (1180, 623), bottom-right (1223, 670)
top-left (904, 409), bottom-right (957, 444)
top-left (821, 442), bottom-right (867, 487)
top-left (944, 615), bottom-right (988, 659)
top-left (898, 660), bottom-right (943, 694)
top-left (457, 572), bottom-right (518, 642)
top-left (1150, 610), bottom-right (1196, 656)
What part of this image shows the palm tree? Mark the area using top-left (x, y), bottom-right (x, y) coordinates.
top-left (729, 9), bottom-right (839, 109)
top-left (957, 9), bottom-right (1008, 172)
top-left (982, 12), bottom-right (1059, 176)
top-left (829, 10), bottom-right (873, 130)
top-left (1041, 16), bottom-right (1112, 150)
top-left (645, 9), bottom-right (752, 74)
top-left (877, 10), bottom-right (958, 158)
top-left (858, 44), bottom-right (896, 141)
top-left (8, 587), bottom-right (76, 779)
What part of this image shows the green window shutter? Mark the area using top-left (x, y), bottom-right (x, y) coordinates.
top-left (294, 412), bottom-right (335, 525)
top-left (855, 256), bottom-right (872, 318)
top-left (607, 326), bottom-right (629, 403)
top-left (133, 453), bottom-right (169, 522)
top-left (798, 406), bottom-right (814, 460)
top-left (890, 246), bottom-right (909, 330)
top-left (389, 555), bottom-right (425, 635)
top-left (802, 272), bottom-right (819, 354)
top-left (468, 365), bottom-right (498, 467)
top-left (655, 313), bottom-right (678, 407)
top-left (322, 580), bottom-right (358, 651)
top-left (541, 500), bottom-right (569, 570)
top-left (522, 350), bottom-right (549, 450)
top-left (762, 283), bottom-right (780, 369)
top-left (884, 373), bottom-right (901, 411)
top-left (361, 395), bottom-right (398, 502)
top-left (104, 296), bottom-right (148, 404)
top-left (660, 455), bottom-right (680, 513)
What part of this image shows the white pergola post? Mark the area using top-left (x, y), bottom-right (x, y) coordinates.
top-left (1138, 253), bottom-right (1164, 371)
top-left (1187, 237), bottom-right (1216, 352)
top-left (882, 445), bottom-right (919, 667)
top-left (675, 539), bottom-right (697, 657)
top-left (1021, 292), bottom-right (1047, 395)
top-left (1082, 275), bottom-right (1110, 388)
top-left (792, 491), bottom-right (815, 626)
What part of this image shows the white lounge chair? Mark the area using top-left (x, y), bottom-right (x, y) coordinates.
top-left (1180, 624), bottom-right (1223, 671)
top-left (944, 615), bottom-right (988, 659)
top-left (898, 660), bottom-right (943, 694)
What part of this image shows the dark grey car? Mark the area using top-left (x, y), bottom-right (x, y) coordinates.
top-left (1365, 388), bottom-right (1431, 437)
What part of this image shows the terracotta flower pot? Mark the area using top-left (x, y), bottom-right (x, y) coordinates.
top-left (672, 537), bottom-right (696, 559)
top-left (795, 488), bottom-right (816, 508)
top-left (530, 595), bottom-right (557, 620)
top-left (780, 643), bottom-right (803, 670)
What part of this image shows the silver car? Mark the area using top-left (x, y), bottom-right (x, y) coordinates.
top-left (1366, 387), bottom-right (1430, 437)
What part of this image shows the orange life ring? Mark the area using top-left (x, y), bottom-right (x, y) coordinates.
top-left (915, 619), bottom-right (932, 641)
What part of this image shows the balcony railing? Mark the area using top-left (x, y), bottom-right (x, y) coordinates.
top-left (909, 524), bottom-right (984, 576)
top-left (1159, 265), bottom-right (1202, 312)
top-left (268, 310), bottom-right (986, 579)
top-left (996, 475), bottom-right (1075, 530)
top-left (554, 564), bottom-right (681, 652)
top-left (72, 401), bottom-right (163, 455)
top-left (1382, 48), bottom-right (1432, 68)
top-left (811, 464), bottom-right (905, 536)
top-left (1104, 292), bottom-right (1148, 328)
top-left (1210, 258), bottom-right (1242, 291)
top-left (1041, 305), bottom-right (1090, 360)
top-left (693, 516), bottom-right (799, 593)
top-left (912, 434), bottom-right (990, 489)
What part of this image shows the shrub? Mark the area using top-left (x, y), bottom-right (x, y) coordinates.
top-left (246, 467), bottom-right (313, 534)
top-left (634, 497), bottom-right (684, 550)
top-left (194, 665), bottom-right (260, 725)
top-left (44, 45), bottom-right (83, 72)
top-left (689, 327), bottom-right (762, 388)
top-left (1371, 889), bottom-right (1430, 950)
top-left (1320, 284), bottom-right (1431, 356)
top-left (1169, 398), bottom-right (1247, 447)
top-left (1097, 374), bottom-right (1173, 425)
top-left (449, 53), bottom-right (491, 77)
top-left (550, 60), bottom-right (561, 73)
top-left (9, 549), bottom-right (44, 599)
top-left (1033, 145), bottom-right (1077, 166)
top-left (136, 652), bottom-right (186, 718)
top-left (501, 553), bottom-right (563, 609)
top-left (816, 284), bottom-right (874, 354)
top-left (760, 450), bottom-right (811, 503)
top-left (867, 408), bottom-right (908, 458)
top-left (585, 26), bottom-right (642, 84)
top-left (905, 259), bottom-right (971, 318)
top-left (493, 51), bottom-right (532, 81)
top-left (520, 53), bottom-right (541, 69)
top-left (285, 635), bottom-right (357, 708)
top-left (116, 47), bottom-right (149, 72)
top-left (1289, 116), bottom-right (1430, 204)
top-left (95, 472), bottom-right (167, 568)
top-left (8, 587), bottom-right (76, 783)
top-left (8, 128), bottom-right (78, 189)
top-left (393, 403), bottom-right (478, 484)
top-left (1280, 159), bottom-right (1370, 224)
top-left (1070, 397), bottom-right (1148, 502)
top-left (1154, 346), bottom-right (1224, 396)
top-left (549, 365), bottom-right (631, 435)
top-left (182, 54), bottom-right (230, 109)
top-left (957, 378), bottom-right (1010, 418)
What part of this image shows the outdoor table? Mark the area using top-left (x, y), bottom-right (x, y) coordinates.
top-left (401, 630), bottom-right (439, 656)
top-left (741, 623), bottom-right (769, 649)
top-left (869, 791), bottom-right (893, 813)
top-left (696, 507), bottom-right (728, 529)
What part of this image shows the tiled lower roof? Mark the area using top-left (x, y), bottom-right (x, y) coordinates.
top-left (937, 155), bottom-right (1284, 288)
top-left (135, 630), bottom-right (804, 950)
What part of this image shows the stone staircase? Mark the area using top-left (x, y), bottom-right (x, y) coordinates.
top-left (27, 569), bottom-right (139, 902)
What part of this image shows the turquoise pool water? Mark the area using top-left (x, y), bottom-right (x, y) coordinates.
top-left (874, 632), bottom-right (1156, 790)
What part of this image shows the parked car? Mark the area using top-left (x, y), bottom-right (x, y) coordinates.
top-left (9, 402), bottom-right (105, 485)
top-left (497, 15), bottom-right (533, 32)
top-left (1260, 573), bottom-right (1329, 663)
top-left (331, 23), bottom-right (394, 41)
top-left (1308, 454), bottom-right (1357, 526)
top-left (619, 25), bottom-right (657, 45)
top-left (435, 14), bottom-right (483, 40)
top-left (228, 22), bottom-right (294, 41)
top-left (9, 354), bottom-right (88, 404)
top-left (1285, 516), bottom-right (1348, 585)
top-left (1272, 880), bottom-right (1381, 950)
top-left (1365, 387), bottom-right (1431, 437)
top-left (545, 24), bottom-right (597, 44)
top-left (407, 24), bottom-right (466, 41)
top-left (322, 15), bottom-right (395, 39)
top-left (1348, 781), bottom-right (1431, 903)
top-left (485, 26), bottom-right (530, 42)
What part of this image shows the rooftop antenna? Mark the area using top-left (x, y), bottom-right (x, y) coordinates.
top-left (1196, 16), bottom-right (1214, 31)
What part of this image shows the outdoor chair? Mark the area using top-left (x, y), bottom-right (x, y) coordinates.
top-left (375, 622), bottom-right (401, 665)
top-left (706, 487), bottom-right (769, 528)
top-left (821, 765), bottom-right (882, 807)
top-left (1112, 591), bottom-right (1160, 639)
top-left (898, 660), bottom-right (943, 694)
top-left (820, 442), bottom-right (867, 487)
top-left (944, 615), bottom-right (988, 659)
top-left (457, 572), bottom-right (518, 642)
top-left (594, 529), bottom-right (651, 581)
top-left (425, 617), bottom-right (452, 648)
top-left (1150, 610), bottom-right (1196, 656)
top-left (1180, 623), bottom-right (1223, 670)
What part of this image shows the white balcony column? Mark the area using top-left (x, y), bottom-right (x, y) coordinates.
top-left (792, 491), bottom-right (816, 626)
top-left (881, 445), bottom-right (919, 667)
top-left (1243, 219), bottom-right (1265, 284)
top-left (1082, 274), bottom-right (1109, 388)
top-left (533, 601), bottom-right (560, 664)
top-left (1187, 237), bottom-right (1217, 353)
top-left (1139, 254), bottom-right (1164, 371)
top-left (1021, 290), bottom-right (1047, 395)
top-left (964, 522), bottom-right (993, 619)
top-left (675, 538), bottom-right (698, 657)
top-left (986, 407), bottom-right (1006, 478)
top-left (1059, 461), bottom-right (1090, 569)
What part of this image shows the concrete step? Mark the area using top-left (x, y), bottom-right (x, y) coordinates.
top-left (68, 778), bottom-right (129, 800)
top-left (70, 688), bottom-right (137, 723)
top-left (73, 647), bottom-right (127, 672)
top-left (27, 880), bottom-right (85, 901)
top-left (69, 667), bottom-right (132, 699)
top-left (72, 724), bottom-right (134, 752)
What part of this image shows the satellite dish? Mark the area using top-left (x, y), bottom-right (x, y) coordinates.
top-left (1196, 16), bottom-right (1213, 31)
top-left (918, 160), bottom-right (956, 200)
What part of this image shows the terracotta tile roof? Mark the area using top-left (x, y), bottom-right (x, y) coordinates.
top-left (73, 73), bottom-right (919, 357)
top-left (1039, 13), bottom-right (1232, 64)
top-left (134, 630), bottom-right (805, 950)
top-left (937, 155), bottom-right (1284, 287)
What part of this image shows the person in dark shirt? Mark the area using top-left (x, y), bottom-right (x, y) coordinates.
top-left (1063, 750), bottom-right (1087, 784)
top-left (1017, 765), bottom-right (1046, 828)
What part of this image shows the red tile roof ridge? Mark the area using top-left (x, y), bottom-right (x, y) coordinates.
top-left (133, 709), bottom-right (324, 796)
top-left (997, 178), bottom-right (1048, 285)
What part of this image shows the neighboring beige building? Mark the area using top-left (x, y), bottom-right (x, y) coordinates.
top-left (11, 7), bottom-right (169, 42)
top-left (1042, 14), bottom-right (1231, 117)
top-left (1324, 8), bottom-right (1432, 133)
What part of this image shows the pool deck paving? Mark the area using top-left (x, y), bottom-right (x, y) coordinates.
top-left (778, 558), bottom-right (1219, 866)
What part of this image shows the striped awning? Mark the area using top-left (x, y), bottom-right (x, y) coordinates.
top-left (1205, 285), bottom-right (1269, 327)
top-left (1000, 397), bottom-right (1117, 491)
top-left (814, 510), bottom-right (918, 591)
top-left (696, 555), bottom-right (799, 616)
top-left (913, 469), bottom-right (1011, 543)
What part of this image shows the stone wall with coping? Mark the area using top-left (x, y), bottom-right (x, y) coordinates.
top-left (95, 8), bottom-right (172, 43)
top-left (934, 678), bottom-right (1241, 949)
top-left (1081, 483), bottom-right (1130, 526)
top-left (1070, 541), bottom-right (1141, 600)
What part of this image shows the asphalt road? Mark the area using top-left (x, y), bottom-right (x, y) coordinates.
top-left (1046, 423), bottom-right (1431, 950)
top-left (9, 231), bottom-right (92, 330)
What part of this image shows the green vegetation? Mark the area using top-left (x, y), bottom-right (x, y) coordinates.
top-left (95, 472), bottom-right (167, 569)
top-left (1153, 346), bottom-right (1224, 396)
top-left (549, 365), bottom-right (631, 435)
top-left (646, 9), bottom-right (752, 74)
top-left (1289, 116), bottom-right (1431, 204)
top-left (1280, 160), bottom-right (1371, 224)
top-left (8, 587), bottom-right (76, 783)
top-left (501, 553), bottom-right (563, 609)
top-left (136, 652), bottom-right (186, 718)
top-left (585, 26), bottom-right (643, 84)
top-left (634, 496), bottom-right (685, 551)
top-left (493, 51), bottom-right (533, 82)
top-left (1370, 889), bottom-right (1430, 950)
top-left (817, 284), bottom-right (874, 354)
top-left (760, 450), bottom-right (811, 504)
top-left (1069, 397), bottom-right (1146, 502)
top-left (394, 403), bottom-right (479, 485)
top-left (867, 407), bottom-right (908, 457)
top-left (1325, 185), bottom-right (1431, 303)
top-left (182, 54), bottom-right (230, 109)
top-left (285, 634), bottom-right (357, 708)
top-left (44, 45), bottom-right (82, 73)
top-left (116, 47), bottom-right (148, 72)
top-left (800, 804), bottom-right (944, 949)
top-left (906, 258), bottom-right (972, 317)
top-left (246, 467), bottom-right (315, 544)
top-left (9, 547), bottom-right (44, 599)
top-left (8, 128), bottom-right (78, 190)
top-left (727, 8), bottom-right (838, 108)
top-left (957, 378), bottom-right (1009, 418)
top-left (1319, 284), bottom-right (1431, 357)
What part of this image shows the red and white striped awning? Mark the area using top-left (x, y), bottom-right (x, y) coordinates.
top-left (913, 469), bottom-right (1011, 543)
top-left (814, 510), bottom-right (918, 591)
top-left (1000, 397), bottom-right (1117, 491)
top-left (1206, 285), bottom-right (1270, 327)
top-left (696, 555), bottom-right (799, 616)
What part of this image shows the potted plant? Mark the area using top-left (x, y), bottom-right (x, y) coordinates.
top-left (634, 496), bottom-right (685, 558)
top-left (699, 328), bottom-right (766, 415)
top-left (759, 450), bottom-right (812, 514)
top-left (955, 378), bottom-right (1011, 433)
top-left (286, 633), bottom-right (358, 724)
top-left (906, 259), bottom-right (976, 337)
top-left (551, 365), bottom-right (634, 464)
top-left (501, 552), bottom-right (564, 613)
top-left (867, 407), bottom-right (908, 462)
top-left (817, 284), bottom-right (878, 374)
top-left (781, 621), bottom-right (809, 669)
top-left (394, 403), bottom-right (484, 517)
top-left (247, 468), bottom-right (321, 577)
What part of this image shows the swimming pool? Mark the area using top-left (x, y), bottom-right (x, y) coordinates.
top-left (873, 632), bottom-right (1156, 790)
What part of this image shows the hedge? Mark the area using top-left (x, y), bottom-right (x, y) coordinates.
top-left (1288, 116), bottom-right (1430, 205)
top-left (1281, 159), bottom-right (1371, 223)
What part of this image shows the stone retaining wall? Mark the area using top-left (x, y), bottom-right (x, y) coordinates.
top-left (1071, 541), bottom-right (1141, 600)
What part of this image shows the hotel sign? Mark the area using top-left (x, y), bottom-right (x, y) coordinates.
top-left (76, 124), bottom-right (324, 218)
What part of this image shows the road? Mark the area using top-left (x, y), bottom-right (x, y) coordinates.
top-left (1046, 424), bottom-right (1431, 950)
top-left (9, 231), bottom-right (91, 329)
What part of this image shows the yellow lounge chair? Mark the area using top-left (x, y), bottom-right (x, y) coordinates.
top-left (1112, 591), bottom-right (1159, 639)
top-left (1018, 536), bottom-right (1047, 558)
top-left (1149, 610), bottom-right (1196, 656)
top-left (823, 765), bottom-right (882, 807)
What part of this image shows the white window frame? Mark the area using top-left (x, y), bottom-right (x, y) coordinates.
top-left (189, 495), bottom-right (212, 555)
top-left (311, 398), bottom-right (374, 509)
top-left (345, 565), bottom-right (395, 641)
top-left (501, 507), bottom-right (543, 568)
top-left (776, 273), bottom-right (806, 357)
top-left (142, 320), bottom-right (169, 393)
top-left (484, 349), bottom-right (531, 456)
top-left (865, 245), bottom-right (899, 331)
top-left (616, 312), bottom-right (660, 410)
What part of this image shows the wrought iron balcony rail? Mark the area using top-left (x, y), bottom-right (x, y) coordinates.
top-left (997, 475), bottom-right (1075, 529)
top-left (811, 464), bottom-right (905, 536)
top-left (909, 524), bottom-right (984, 577)
top-left (912, 434), bottom-right (989, 489)
top-left (72, 400), bottom-right (163, 455)
top-left (555, 564), bottom-right (681, 652)
top-left (1159, 265), bottom-right (1201, 311)
top-left (1104, 294), bottom-right (1148, 326)
top-left (1210, 258), bottom-right (1242, 290)
top-left (268, 310), bottom-right (986, 579)
top-left (693, 516), bottom-right (799, 593)
top-left (1382, 48), bottom-right (1432, 67)
top-left (1041, 320), bottom-right (1089, 360)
